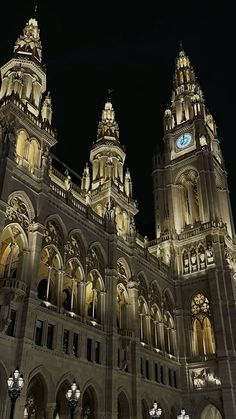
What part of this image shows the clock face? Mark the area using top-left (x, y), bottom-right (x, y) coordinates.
top-left (176, 133), bottom-right (192, 149)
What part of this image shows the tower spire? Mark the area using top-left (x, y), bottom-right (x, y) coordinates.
top-left (97, 97), bottom-right (119, 142)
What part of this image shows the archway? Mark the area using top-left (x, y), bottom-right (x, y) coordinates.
top-left (0, 363), bottom-right (8, 418)
top-left (141, 399), bottom-right (149, 419)
top-left (118, 392), bottom-right (130, 419)
top-left (55, 380), bottom-right (71, 419)
top-left (201, 404), bottom-right (223, 419)
top-left (81, 385), bottom-right (98, 418)
top-left (25, 373), bottom-right (48, 418)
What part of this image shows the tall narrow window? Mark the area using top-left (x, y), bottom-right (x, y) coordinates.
top-left (46, 324), bottom-right (54, 349)
top-left (63, 329), bottom-right (69, 354)
top-left (145, 360), bottom-right (149, 379)
top-left (6, 309), bottom-right (16, 337)
top-left (95, 341), bottom-right (100, 364)
top-left (173, 370), bottom-right (177, 388)
top-left (160, 365), bottom-right (164, 384)
top-left (168, 369), bottom-right (172, 386)
top-left (191, 293), bottom-right (216, 356)
top-left (87, 338), bottom-right (92, 361)
top-left (140, 358), bottom-right (143, 376)
top-left (72, 333), bottom-right (79, 357)
top-left (154, 363), bottom-right (158, 382)
top-left (35, 320), bottom-right (43, 346)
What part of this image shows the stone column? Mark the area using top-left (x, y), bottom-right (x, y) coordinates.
top-left (46, 402), bottom-right (56, 419)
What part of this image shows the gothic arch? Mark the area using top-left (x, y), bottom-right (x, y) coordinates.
top-left (117, 282), bottom-right (129, 329)
top-left (175, 165), bottom-right (198, 185)
top-left (0, 361), bottom-right (8, 418)
top-left (117, 389), bottom-right (131, 419)
top-left (200, 404), bottom-right (223, 419)
top-left (7, 190), bottom-right (35, 222)
top-left (25, 369), bottom-right (53, 417)
top-left (150, 280), bottom-right (161, 305)
top-left (27, 365), bottom-right (54, 403)
top-left (44, 214), bottom-right (67, 245)
top-left (0, 223), bottom-right (29, 279)
top-left (55, 378), bottom-right (76, 419)
top-left (117, 257), bottom-right (132, 282)
top-left (81, 384), bottom-right (99, 419)
top-left (55, 372), bottom-right (75, 394)
top-left (87, 242), bottom-right (106, 276)
top-left (162, 288), bottom-right (175, 313)
top-left (68, 228), bottom-right (87, 261)
top-left (137, 273), bottom-right (149, 301)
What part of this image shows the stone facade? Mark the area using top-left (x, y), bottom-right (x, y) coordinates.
top-left (0, 16), bottom-right (235, 419)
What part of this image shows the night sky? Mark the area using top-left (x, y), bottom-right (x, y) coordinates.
top-left (0, 1), bottom-right (235, 238)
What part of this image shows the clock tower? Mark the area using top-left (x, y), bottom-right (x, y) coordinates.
top-left (151, 46), bottom-right (236, 416)
top-left (153, 45), bottom-right (235, 242)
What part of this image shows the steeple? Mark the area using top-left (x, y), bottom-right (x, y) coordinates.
top-left (163, 46), bottom-right (206, 130)
top-left (87, 98), bottom-right (138, 238)
top-left (0, 16), bottom-right (49, 120)
top-left (13, 17), bottom-right (42, 64)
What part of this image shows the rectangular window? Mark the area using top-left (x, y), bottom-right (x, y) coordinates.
top-left (174, 370), bottom-right (177, 388)
top-left (63, 329), bottom-right (69, 354)
top-left (160, 365), bottom-right (164, 384)
top-left (118, 348), bottom-right (120, 368)
top-left (87, 338), bottom-right (92, 361)
top-left (169, 369), bottom-right (172, 386)
top-left (72, 333), bottom-right (79, 357)
top-left (145, 360), bottom-right (149, 379)
top-left (155, 363), bottom-right (158, 382)
top-left (95, 341), bottom-right (100, 364)
top-left (35, 320), bottom-right (43, 346)
top-left (140, 358), bottom-right (143, 376)
top-left (6, 309), bottom-right (16, 337)
top-left (46, 324), bottom-right (54, 349)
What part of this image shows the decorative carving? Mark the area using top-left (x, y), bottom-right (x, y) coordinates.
top-left (190, 367), bottom-right (221, 389)
top-left (117, 261), bottom-right (127, 284)
top-left (191, 293), bottom-right (210, 317)
top-left (43, 220), bottom-right (63, 248)
top-left (183, 250), bottom-right (190, 273)
top-left (14, 18), bottom-right (42, 62)
top-left (206, 243), bottom-right (214, 264)
top-left (190, 248), bottom-right (197, 272)
top-left (65, 235), bottom-right (81, 260)
top-left (87, 247), bottom-right (103, 274)
top-left (198, 245), bottom-right (206, 269)
top-left (138, 276), bottom-right (148, 299)
top-left (5, 196), bottom-right (30, 230)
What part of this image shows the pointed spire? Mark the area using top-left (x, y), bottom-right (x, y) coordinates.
top-left (14, 17), bottom-right (42, 63)
top-left (97, 98), bottom-right (119, 142)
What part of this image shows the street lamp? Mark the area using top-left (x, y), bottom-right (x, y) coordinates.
top-left (66, 380), bottom-right (80, 419)
top-left (177, 408), bottom-right (190, 419)
top-left (7, 368), bottom-right (24, 419)
top-left (149, 401), bottom-right (162, 418)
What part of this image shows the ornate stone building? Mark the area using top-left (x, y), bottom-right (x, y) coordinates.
top-left (0, 15), bottom-right (235, 419)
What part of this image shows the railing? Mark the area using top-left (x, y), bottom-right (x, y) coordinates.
top-left (0, 278), bottom-right (27, 294)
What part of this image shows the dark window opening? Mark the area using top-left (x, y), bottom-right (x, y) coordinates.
top-left (46, 324), bottom-right (54, 349)
top-left (87, 338), bottom-right (92, 361)
top-left (63, 329), bottom-right (69, 354)
top-left (95, 341), bottom-right (100, 364)
top-left (6, 309), bottom-right (16, 337)
top-left (35, 320), bottom-right (43, 346)
top-left (72, 333), bottom-right (79, 357)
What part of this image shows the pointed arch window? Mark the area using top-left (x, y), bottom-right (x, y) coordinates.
top-left (191, 293), bottom-right (216, 356)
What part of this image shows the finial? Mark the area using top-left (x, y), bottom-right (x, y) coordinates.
top-left (34, 3), bottom-right (38, 15)
top-left (179, 40), bottom-right (183, 51)
top-left (107, 88), bottom-right (113, 101)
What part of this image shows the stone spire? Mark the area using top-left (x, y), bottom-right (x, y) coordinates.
top-left (163, 45), bottom-right (206, 131)
top-left (97, 100), bottom-right (119, 143)
top-left (14, 17), bottom-right (42, 64)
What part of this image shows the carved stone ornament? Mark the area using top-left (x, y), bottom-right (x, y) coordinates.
top-left (64, 235), bottom-right (81, 259)
top-left (117, 261), bottom-right (127, 283)
top-left (5, 196), bottom-right (30, 230)
top-left (190, 367), bottom-right (221, 389)
top-left (43, 220), bottom-right (63, 248)
top-left (87, 247), bottom-right (103, 274)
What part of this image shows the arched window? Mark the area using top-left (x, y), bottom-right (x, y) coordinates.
top-left (117, 283), bottom-right (129, 329)
top-left (85, 270), bottom-right (103, 323)
top-left (62, 259), bottom-right (83, 313)
top-left (0, 225), bottom-right (26, 279)
top-left (163, 312), bottom-right (176, 356)
top-left (191, 293), bottom-right (216, 356)
top-left (150, 305), bottom-right (162, 349)
top-left (37, 246), bottom-right (62, 306)
top-left (138, 297), bottom-right (149, 344)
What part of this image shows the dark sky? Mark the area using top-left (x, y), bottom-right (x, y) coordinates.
top-left (0, 1), bottom-right (235, 237)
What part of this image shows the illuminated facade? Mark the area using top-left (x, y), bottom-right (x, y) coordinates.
top-left (0, 16), bottom-right (235, 419)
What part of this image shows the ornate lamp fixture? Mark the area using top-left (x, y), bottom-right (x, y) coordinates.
top-left (149, 401), bottom-right (162, 418)
top-left (7, 368), bottom-right (24, 419)
top-left (66, 381), bottom-right (80, 419)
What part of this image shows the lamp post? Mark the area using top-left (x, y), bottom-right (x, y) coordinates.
top-left (7, 368), bottom-right (24, 419)
top-left (177, 408), bottom-right (190, 419)
top-left (66, 381), bottom-right (80, 419)
top-left (149, 401), bottom-right (162, 418)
